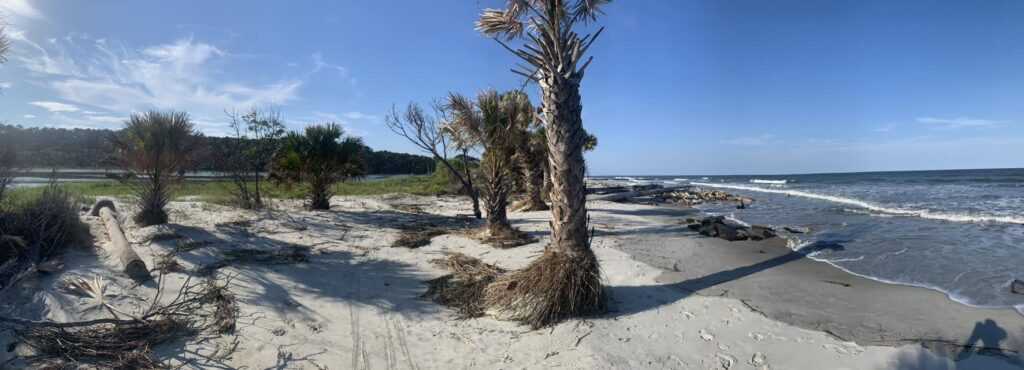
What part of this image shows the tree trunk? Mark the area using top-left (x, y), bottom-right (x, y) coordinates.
top-left (481, 142), bottom-right (515, 238)
top-left (516, 143), bottom-right (549, 211)
top-left (541, 75), bottom-right (589, 255)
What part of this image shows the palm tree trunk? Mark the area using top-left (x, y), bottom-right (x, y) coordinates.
top-left (542, 76), bottom-right (589, 255)
top-left (517, 150), bottom-right (548, 211)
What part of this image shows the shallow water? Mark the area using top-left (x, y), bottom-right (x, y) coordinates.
top-left (593, 168), bottom-right (1024, 312)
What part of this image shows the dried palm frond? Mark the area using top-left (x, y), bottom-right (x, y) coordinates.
top-left (63, 276), bottom-right (129, 320)
top-left (423, 254), bottom-right (506, 318)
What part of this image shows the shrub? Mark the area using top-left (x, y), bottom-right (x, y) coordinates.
top-left (269, 123), bottom-right (365, 210)
top-left (0, 182), bottom-right (88, 286)
top-left (111, 111), bottom-right (201, 226)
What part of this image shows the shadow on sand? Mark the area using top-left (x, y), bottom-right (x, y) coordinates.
top-left (607, 240), bottom-right (845, 316)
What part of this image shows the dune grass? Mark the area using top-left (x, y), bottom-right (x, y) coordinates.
top-left (6, 174), bottom-right (448, 207)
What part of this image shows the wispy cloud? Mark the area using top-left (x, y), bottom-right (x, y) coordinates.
top-left (873, 124), bottom-right (895, 133)
top-left (0, 0), bottom-right (44, 20)
top-left (916, 117), bottom-right (1006, 129)
top-left (9, 32), bottom-right (305, 130)
top-left (311, 52), bottom-right (348, 78)
top-left (23, 114), bottom-right (36, 119)
top-left (30, 101), bottom-right (80, 113)
top-left (722, 134), bottom-right (777, 146)
top-left (0, 82), bottom-right (12, 89)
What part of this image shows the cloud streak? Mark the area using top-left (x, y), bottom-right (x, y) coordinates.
top-left (30, 101), bottom-right (80, 113)
top-left (9, 33), bottom-right (305, 131)
top-left (916, 117), bottom-right (1007, 129)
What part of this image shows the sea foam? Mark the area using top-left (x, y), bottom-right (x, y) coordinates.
top-left (692, 182), bottom-right (1024, 225)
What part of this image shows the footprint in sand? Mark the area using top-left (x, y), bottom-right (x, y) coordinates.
top-left (715, 352), bottom-right (737, 369)
top-left (681, 311), bottom-right (695, 319)
top-left (750, 352), bottom-right (768, 367)
top-left (699, 329), bottom-right (715, 341)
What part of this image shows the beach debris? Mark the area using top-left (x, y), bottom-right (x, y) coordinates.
top-left (1011, 279), bottom-right (1024, 295)
top-left (784, 226), bottom-right (810, 234)
top-left (2, 274), bottom-right (237, 368)
top-left (685, 216), bottom-right (778, 242)
top-left (392, 228), bottom-right (448, 249)
top-left (88, 198), bottom-right (117, 217)
top-left (95, 200), bottom-right (151, 281)
top-left (423, 253), bottom-right (505, 318)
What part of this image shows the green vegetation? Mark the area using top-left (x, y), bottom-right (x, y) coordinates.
top-left (269, 123), bottom-right (366, 210)
top-left (112, 111), bottom-right (202, 226)
top-left (6, 174), bottom-right (448, 207)
top-left (1, 182), bottom-right (89, 287)
top-left (0, 123), bottom-right (434, 175)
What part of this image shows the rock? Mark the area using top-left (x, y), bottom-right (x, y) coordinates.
top-left (784, 226), bottom-right (810, 234)
top-left (749, 225), bottom-right (777, 241)
top-left (687, 223), bottom-right (703, 232)
top-left (714, 223), bottom-right (748, 241)
top-left (1012, 279), bottom-right (1024, 295)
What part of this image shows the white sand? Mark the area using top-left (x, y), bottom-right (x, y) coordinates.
top-left (1, 195), bottom-right (1019, 369)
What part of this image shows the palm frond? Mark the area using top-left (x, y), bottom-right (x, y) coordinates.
top-left (476, 9), bottom-right (525, 40)
top-left (572, 0), bottom-right (611, 23)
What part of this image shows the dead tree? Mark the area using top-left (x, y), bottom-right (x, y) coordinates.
top-left (386, 103), bottom-right (482, 219)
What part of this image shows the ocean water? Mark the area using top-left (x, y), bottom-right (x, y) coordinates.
top-left (592, 169), bottom-right (1024, 314)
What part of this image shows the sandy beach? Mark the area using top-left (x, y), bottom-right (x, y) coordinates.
top-left (0, 194), bottom-right (1020, 369)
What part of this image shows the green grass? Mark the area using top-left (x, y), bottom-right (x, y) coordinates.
top-left (6, 174), bottom-right (449, 207)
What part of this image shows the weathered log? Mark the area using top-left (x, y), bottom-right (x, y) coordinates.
top-left (97, 205), bottom-right (150, 281)
top-left (587, 186), bottom-right (686, 202)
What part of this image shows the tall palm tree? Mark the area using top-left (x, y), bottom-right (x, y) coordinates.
top-left (447, 90), bottom-right (534, 242)
top-left (476, 0), bottom-right (610, 327)
top-left (270, 123), bottom-right (365, 210)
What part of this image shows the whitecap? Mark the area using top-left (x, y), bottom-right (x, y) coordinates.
top-left (690, 182), bottom-right (1024, 225)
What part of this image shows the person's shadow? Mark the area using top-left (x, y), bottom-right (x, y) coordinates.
top-left (956, 319), bottom-right (1022, 365)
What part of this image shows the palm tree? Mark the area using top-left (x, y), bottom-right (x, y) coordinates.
top-left (476, 0), bottom-right (610, 327)
top-left (447, 90), bottom-right (534, 243)
top-left (513, 123), bottom-right (549, 212)
top-left (270, 123), bottom-right (365, 210)
top-left (112, 111), bottom-right (201, 226)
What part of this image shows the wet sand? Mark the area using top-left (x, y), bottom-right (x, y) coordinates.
top-left (590, 200), bottom-right (1024, 362)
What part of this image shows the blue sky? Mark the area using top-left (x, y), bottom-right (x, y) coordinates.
top-left (1, 0), bottom-right (1022, 175)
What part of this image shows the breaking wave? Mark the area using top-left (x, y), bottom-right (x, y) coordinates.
top-left (691, 182), bottom-right (1024, 225)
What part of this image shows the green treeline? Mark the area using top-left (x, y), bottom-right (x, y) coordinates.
top-left (0, 124), bottom-right (434, 175)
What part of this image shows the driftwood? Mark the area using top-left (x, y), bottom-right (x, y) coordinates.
top-left (587, 186), bottom-right (686, 202)
top-left (95, 203), bottom-right (150, 281)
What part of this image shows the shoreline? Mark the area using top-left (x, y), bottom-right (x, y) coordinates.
top-left (587, 199), bottom-right (1024, 359)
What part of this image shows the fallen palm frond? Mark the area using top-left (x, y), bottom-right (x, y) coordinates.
top-left (422, 253), bottom-right (505, 318)
top-left (2, 273), bottom-right (238, 369)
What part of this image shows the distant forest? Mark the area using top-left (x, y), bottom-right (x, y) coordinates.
top-left (0, 124), bottom-right (435, 175)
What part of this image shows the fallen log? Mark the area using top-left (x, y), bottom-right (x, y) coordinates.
top-left (587, 186), bottom-right (688, 202)
top-left (95, 203), bottom-right (150, 281)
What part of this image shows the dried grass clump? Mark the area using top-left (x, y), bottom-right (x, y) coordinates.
top-left (0, 182), bottom-right (88, 289)
top-left (422, 253), bottom-right (505, 318)
top-left (392, 228), bottom-right (447, 249)
top-left (483, 249), bottom-right (605, 328)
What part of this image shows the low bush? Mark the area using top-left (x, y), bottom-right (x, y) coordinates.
top-left (0, 182), bottom-right (88, 286)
